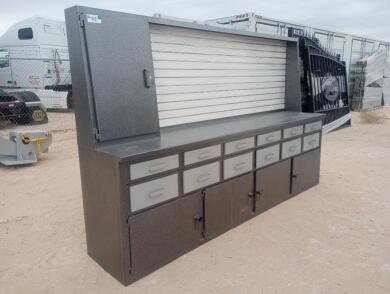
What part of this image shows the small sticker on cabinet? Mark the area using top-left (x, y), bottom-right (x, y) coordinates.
top-left (86, 14), bottom-right (102, 24)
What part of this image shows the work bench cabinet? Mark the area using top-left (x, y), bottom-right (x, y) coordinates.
top-left (122, 119), bottom-right (323, 282)
top-left (65, 6), bottom-right (325, 286)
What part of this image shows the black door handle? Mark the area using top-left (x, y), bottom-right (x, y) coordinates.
top-left (193, 214), bottom-right (203, 222)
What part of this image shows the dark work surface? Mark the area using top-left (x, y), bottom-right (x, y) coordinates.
top-left (97, 111), bottom-right (325, 161)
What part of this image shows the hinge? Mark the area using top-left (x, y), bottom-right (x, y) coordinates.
top-left (78, 14), bottom-right (85, 28)
top-left (93, 128), bottom-right (101, 141)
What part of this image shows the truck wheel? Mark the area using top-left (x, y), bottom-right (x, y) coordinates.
top-left (67, 91), bottom-right (74, 109)
top-left (27, 107), bottom-right (48, 125)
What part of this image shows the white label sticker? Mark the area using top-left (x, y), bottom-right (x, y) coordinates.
top-left (86, 14), bottom-right (102, 24)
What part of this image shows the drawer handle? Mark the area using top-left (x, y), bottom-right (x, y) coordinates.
top-left (265, 153), bottom-right (275, 161)
top-left (148, 188), bottom-right (165, 199)
top-left (148, 163), bottom-right (166, 173)
top-left (290, 129), bottom-right (298, 135)
top-left (265, 134), bottom-right (275, 141)
top-left (288, 145), bottom-right (297, 153)
top-left (198, 151), bottom-right (211, 160)
top-left (234, 161), bottom-right (246, 170)
top-left (235, 141), bottom-right (249, 150)
top-left (197, 173), bottom-right (211, 183)
top-left (308, 139), bottom-right (316, 146)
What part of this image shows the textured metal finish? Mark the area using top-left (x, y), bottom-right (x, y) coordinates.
top-left (303, 133), bottom-right (320, 152)
top-left (255, 159), bottom-right (291, 214)
top-left (204, 174), bottom-right (254, 240)
top-left (223, 152), bottom-right (253, 180)
top-left (184, 144), bottom-right (221, 166)
top-left (183, 161), bottom-right (220, 194)
top-left (129, 154), bottom-right (179, 180)
top-left (129, 192), bottom-right (203, 279)
top-left (281, 138), bottom-right (302, 159)
top-left (225, 137), bottom-right (255, 155)
top-left (98, 111), bottom-right (324, 160)
top-left (71, 7), bottom-right (160, 142)
top-left (291, 149), bottom-right (321, 195)
top-left (257, 130), bottom-right (281, 146)
top-left (256, 144), bottom-right (280, 168)
top-left (129, 174), bottom-right (179, 212)
top-left (304, 121), bottom-right (322, 133)
top-left (283, 125), bottom-right (304, 139)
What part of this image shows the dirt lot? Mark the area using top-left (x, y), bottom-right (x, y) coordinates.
top-left (1, 109), bottom-right (390, 294)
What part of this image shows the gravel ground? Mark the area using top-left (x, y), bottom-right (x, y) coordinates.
top-left (1, 109), bottom-right (390, 294)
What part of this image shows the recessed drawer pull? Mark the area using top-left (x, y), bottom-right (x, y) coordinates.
top-left (197, 173), bottom-right (211, 183)
top-left (198, 151), bottom-right (211, 160)
top-left (265, 135), bottom-right (275, 141)
top-left (235, 142), bottom-right (248, 150)
top-left (290, 130), bottom-right (298, 136)
top-left (233, 162), bottom-right (246, 170)
top-left (265, 153), bottom-right (274, 160)
top-left (148, 163), bottom-right (166, 173)
top-left (308, 140), bottom-right (316, 146)
top-left (148, 188), bottom-right (166, 199)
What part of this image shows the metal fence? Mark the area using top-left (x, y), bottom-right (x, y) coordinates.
top-left (0, 57), bottom-right (73, 133)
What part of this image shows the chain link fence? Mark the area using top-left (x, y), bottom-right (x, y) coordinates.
top-left (0, 56), bottom-right (75, 135)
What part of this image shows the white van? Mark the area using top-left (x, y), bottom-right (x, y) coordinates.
top-left (0, 17), bottom-right (71, 109)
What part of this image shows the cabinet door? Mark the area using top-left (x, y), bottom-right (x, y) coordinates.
top-left (291, 149), bottom-right (321, 195)
top-left (129, 192), bottom-right (203, 277)
top-left (255, 159), bottom-right (291, 214)
top-left (204, 173), bottom-right (254, 240)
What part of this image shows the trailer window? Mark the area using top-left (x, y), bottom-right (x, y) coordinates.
top-left (18, 27), bottom-right (33, 40)
top-left (0, 50), bottom-right (9, 68)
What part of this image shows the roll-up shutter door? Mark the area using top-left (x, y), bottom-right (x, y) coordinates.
top-left (150, 24), bottom-right (287, 127)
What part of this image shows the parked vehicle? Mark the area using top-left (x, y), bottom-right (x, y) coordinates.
top-left (0, 88), bottom-right (48, 124)
top-left (0, 17), bottom-right (71, 109)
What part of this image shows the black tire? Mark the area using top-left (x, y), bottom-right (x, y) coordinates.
top-left (67, 90), bottom-right (74, 109)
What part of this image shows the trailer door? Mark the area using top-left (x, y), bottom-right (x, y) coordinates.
top-left (0, 49), bottom-right (13, 87)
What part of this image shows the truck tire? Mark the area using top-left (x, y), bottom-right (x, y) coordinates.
top-left (67, 90), bottom-right (74, 109)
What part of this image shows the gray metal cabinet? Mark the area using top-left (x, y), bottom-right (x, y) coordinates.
top-left (291, 149), bottom-right (321, 196)
top-left (128, 192), bottom-right (203, 278)
top-left (255, 160), bottom-right (291, 214)
top-left (204, 174), bottom-right (254, 239)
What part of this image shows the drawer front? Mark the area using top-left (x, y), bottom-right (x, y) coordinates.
top-left (305, 121), bottom-right (322, 133)
top-left (256, 144), bottom-right (280, 168)
top-left (303, 132), bottom-right (320, 152)
top-left (283, 125), bottom-right (303, 139)
top-left (130, 174), bottom-right (178, 212)
top-left (130, 154), bottom-right (179, 180)
top-left (257, 130), bottom-right (282, 146)
top-left (225, 137), bottom-right (255, 155)
top-left (184, 144), bottom-right (221, 165)
top-left (224, 152), bottom-right (253, 180)
top-left (183, 162), bottom-right (220, 193)
top-left (282, 138), bottom-right (302, 159)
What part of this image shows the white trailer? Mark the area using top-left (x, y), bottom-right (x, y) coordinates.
top-left (0, 17), bottom-right (71, 109)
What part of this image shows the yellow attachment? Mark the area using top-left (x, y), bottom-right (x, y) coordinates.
top-left (20, 133), bottom-right (52, 160)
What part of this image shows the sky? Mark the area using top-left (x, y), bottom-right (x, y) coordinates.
top-left (0, 0), bottom-right (389, 42)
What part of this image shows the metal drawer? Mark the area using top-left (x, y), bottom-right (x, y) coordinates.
top-left (256, 144), bottom-right (280, 168)
top-left (225, 137), bottom-right (255, 155)
top-left (224, 152), bottom-right (253, 180)
top-left (305, 121), bottom-right (322, 133)
top-left (184, 144), bottom-right (221, 165)
top-left (282, 138), bottom-right (302, 159)
top-left (130, 154), bottom-right (179, 180)
top-left (257, 130), bottom-right (281, 146)
top-left (303, 132), bottom-right (320, 152)
top-left (130, 174), bottom-right (179, 212)
top-left (283, 125), bottom-right (303, 139)
top-left (183, 161), bottom-right (220, 193)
